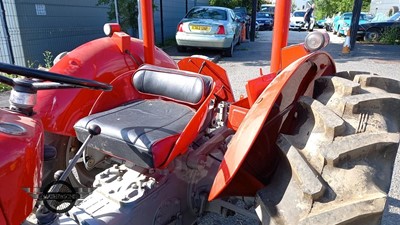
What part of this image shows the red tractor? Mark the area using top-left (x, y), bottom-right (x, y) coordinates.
top-left (0, 1), bottom-right (398, 224)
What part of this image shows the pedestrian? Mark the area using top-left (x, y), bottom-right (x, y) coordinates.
top-left (304, 4), bottom-right (315, 31)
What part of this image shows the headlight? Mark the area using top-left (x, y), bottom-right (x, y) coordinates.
top-left (304, 31), bottom-right (330, 52)
top-left (103, 23), bottom-right (121, 37)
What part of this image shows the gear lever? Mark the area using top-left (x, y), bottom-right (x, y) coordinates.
top-left (36, 124), bottom-right (101, 224)
top-left (53, 124), bottom-right (101, 187)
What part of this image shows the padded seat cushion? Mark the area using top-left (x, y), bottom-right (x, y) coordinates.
top-left (133, 65), bottom-right (213, 104)
top-left (74, 99), bottom-right (195, 168)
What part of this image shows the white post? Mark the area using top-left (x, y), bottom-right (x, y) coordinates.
top-left (138, 0), bottom-right (142, 39)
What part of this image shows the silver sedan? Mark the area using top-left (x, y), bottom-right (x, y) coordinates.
top-left (175, 6), bottom-right (242, 57)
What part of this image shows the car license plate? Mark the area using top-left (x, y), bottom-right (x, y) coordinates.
top-left (190, 25), bottom-right (211, 32)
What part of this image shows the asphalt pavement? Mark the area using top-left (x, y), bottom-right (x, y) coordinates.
top-left (165, 29), bottom-right (400, 224)
top-left (1, 29), bottom-right (400, 224)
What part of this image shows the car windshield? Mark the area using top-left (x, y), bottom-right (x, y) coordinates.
top-left (389, 12), bottom-right (400, 21)
top-left (186, 8), bottom-right (227, 20)
top-left (261, 5), bottom-right (275, 14)
top-left (342, 13), bottom-right (367, 20)
top-left (293, 11), bottom-right (305, 17)
top-left (257, 13), bottom-right (270, 18)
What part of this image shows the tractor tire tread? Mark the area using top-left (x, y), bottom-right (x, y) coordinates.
top-left (256, 72), bottom-right (400, 225)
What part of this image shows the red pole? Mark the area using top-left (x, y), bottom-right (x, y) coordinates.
top-left (140, 0), bottom-right (155, 65)
top-left (270, 0), bottom-right (291, 74)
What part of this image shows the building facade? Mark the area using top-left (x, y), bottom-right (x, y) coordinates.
top-left (0, 0), bottom-right (109, 66)
top-left (370, 0), bottom-right (400, 16)
top-left (0, 0), bottom-right (208, 67)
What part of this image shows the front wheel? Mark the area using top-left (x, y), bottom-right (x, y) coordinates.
top-left (337, 27), bottom-right (343, 37)
top-left (257, 71), bottom-right (400, 224)
top-left (364, 28), bottom-right (381, 42)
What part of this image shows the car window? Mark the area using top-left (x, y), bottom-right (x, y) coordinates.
top-left (293, 11), bottom-right (305, 17)
top-left (186, 8), bottom-right (227, 20)
top-left (229, 10), bottom-right (235, 21)
top-left (360, 14), bottom-right (367, 20)
top-left (389, 12), bottom-right (400, 21)
top-left (257, 13), bottom-right (270, 18)
top-left (342, 13), bottom-right (367, 20)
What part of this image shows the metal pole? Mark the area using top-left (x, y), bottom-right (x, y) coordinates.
top-left (270, 0), bottom-right (291, 74)
top-left (350, 0), bottom-right (363, 50)
top-left (140, 0), bottom-right (155, 64)
top-left (114, 0), bottom-right (120, 24)
top-left (250, 0), bottom-right (258, 42)
top-left (160, 0), bottom-right (164, 46)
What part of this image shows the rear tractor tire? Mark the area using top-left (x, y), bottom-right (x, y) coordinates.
top-left (257, 71), bottom-right (400, 225)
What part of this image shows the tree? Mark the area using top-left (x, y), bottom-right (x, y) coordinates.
top-left (314, 0), bottom-right (371, 20)
top-left (97, 0), bottom-right (139, 35)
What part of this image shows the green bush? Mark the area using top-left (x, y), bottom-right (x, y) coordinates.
top-left (379, 26), bottom-right (400, 45)
top-left (0, 73), bottom-right (12, 92)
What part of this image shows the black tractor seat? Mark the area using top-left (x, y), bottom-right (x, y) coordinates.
top-left (74, 65), bottom-right (213, 168)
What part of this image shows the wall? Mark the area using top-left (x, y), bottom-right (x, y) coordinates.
top-left (3, 0), bottom-right (109, 66)
top-left (370, 0), bottom-right (400, 16)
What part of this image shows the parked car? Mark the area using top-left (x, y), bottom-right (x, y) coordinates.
top-left (256, 12), bottom-right (273, 30)
top-left (289, 10), bottom-right (315, 31)
top-left (175, 6), bottom-right (242, 57)
top-left (260, 4), bottom-right (275, 19)
top-left (333, 12), bottom-right (369, 37)
top-left (324, 17), bottom-right (334, 31)
top-left (233, 7), bottom-right (250, 24)
top-left (316, 19), bottom-right (326, 28)
top-left (233, 7), bottom-right (250, 39)
top-left (358, 12), bottom-right (400, 42)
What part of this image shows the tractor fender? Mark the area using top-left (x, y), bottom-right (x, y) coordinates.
top-left (209, 51), bottom-right (336, 199)
top-left (34, 37), bottom-right (178, 136)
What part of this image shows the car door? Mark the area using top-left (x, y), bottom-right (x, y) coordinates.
top-left (229, 9), bottom-right (241, 43)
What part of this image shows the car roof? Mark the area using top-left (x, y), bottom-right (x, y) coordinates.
top-left (191, 6), bottom-right (231, 11)
top-left (342, 12), bottom-right (367, 16)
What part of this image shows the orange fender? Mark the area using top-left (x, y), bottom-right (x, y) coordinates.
top-left (209, 51), bottom-right (336, 200)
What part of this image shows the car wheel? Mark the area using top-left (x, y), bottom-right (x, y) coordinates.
top-left (177, 45), bottom-right (186, 52)
top-left (223, 42), bottom-right (234, 57)
top-left (337, 27), bottom-right (342, 37)
top-left (364, 28), bottom-right (381, 42)
top-left (236, 35), bottom-right (241, 46)
top-left (333, 28), bottom-right (337, 35)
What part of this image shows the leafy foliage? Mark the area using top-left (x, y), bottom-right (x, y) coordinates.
top-left (0, 73), bottom-right (12, 92)
top-left (97, 0), bottom-right (139, 34)
top-left (209, 0), bottom-right (263, 13)
top-left (379, 27), bottom-right (400, 45)
top-left (43, 51), bottom-right (54, 69)
top-left (314, 0), bottom-right (371, 20)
